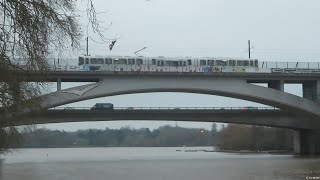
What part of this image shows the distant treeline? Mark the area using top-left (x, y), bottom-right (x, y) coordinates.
top-left (20, 123), bottom-right (293, 151)
top-left (21, 125), bottom-right (217, 148)
top-left (218, 124), bottom-right (293, 151)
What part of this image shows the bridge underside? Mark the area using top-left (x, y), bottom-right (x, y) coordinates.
top-left (29, 76), bottom-right (320, 155)
top-left (7, 110), bottom-right (319, 130)
top-left (42, 78), bottom-right (320, 116)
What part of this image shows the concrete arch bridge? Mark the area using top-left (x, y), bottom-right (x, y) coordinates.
top-left (32, 74), bottom-right (320, 155)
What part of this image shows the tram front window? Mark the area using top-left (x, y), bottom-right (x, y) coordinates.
top-left (78, 57), bottom-right (84, 65)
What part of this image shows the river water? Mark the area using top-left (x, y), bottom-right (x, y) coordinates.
top-left (0, 147), bottom-right (319, 180)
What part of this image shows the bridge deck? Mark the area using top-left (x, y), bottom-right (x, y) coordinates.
top-left (9, 71), bottom-right (320, 83)
top-left (6, 108), bottom-right (320, 130)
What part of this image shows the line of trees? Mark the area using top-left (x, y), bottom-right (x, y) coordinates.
top-left (20, 123), bottom-right (293, 151)
top-left (218, 124), bottom-right (293, 151)
top-left (21, 125), bottom-right (216, 148)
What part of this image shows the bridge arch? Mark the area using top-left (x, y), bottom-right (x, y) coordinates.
top-left (40, 77), bottom-right (320, 118)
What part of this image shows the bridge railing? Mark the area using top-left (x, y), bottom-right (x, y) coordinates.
top-left (50, 107), bottom-right (279, 110)
top-left (259, 61), bottom-right (320, 69)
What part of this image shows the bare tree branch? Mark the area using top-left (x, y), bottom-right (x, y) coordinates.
top-left (0, 0), bottom-right (106, 153)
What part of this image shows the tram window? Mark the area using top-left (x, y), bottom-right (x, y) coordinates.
top-left (157, 61), bottom-right (161, 66)
top-left (187, 59), bottom-right (192, 65)
top-left (244, 60), bottom-right (249, 66)
top-left (152, 59), bottom-right (156, 65)
top-left (208, 60), bottom-right (214, 66)
top-left (85, 58), bottom-right (89, 64)
top-left (113, 59), bottom-right (119, 64)
top-left (96, 58), bottom-right (104, 64)
top-left (172, 61), bottom-right (179, 66)
top-left (179, 61), bottom-right (183, 66)
top-left (200, 60), bottom-right (206, 66)
top-left (78, 57), bottom-right (84, 65)
top-left (222, 60), bottom-right (227, 66)
top-left (161, 61), bottom-right (164, 66)
top-left (229, 60), bottom-right (236, 66)
top-left (250, 60), bottom-right (254, 66)
top-left (165, 61), bottom-right (171, 66)
top-left (237, 60), bottom-right (244, 66)
top-left (128, 58), bottom-right (135, 65)
top-left (90, 58), bottom-right (97, 64)
top-left (105, 58), bottom-right (112, 64)
top-left (254, 60), bottom-right (258, 67)
top-left (137, 59), bottom-right (143, 65)
top-left (90, 58), bottom-right (103, 64)
top-left (183, 61), bottom-right (186, 66)
top-left (215, 60), bottom-right (223, 66)
top-left (119, 58), bottom-right (127, 64)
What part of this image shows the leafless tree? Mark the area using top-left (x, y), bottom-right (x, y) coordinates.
top-left (0, 0), bottom-right (105, 152)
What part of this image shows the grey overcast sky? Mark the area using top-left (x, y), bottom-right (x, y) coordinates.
top-left (41, 0), bottom-right (315, 131)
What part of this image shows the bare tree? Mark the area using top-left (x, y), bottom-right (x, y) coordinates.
top-left (0, 0), bottom-right (104, 152)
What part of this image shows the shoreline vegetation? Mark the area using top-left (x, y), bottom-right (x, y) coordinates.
top-left (19, 124), bottom-right (294, 152)
top-left (176, 147), bottom-right (293, 154)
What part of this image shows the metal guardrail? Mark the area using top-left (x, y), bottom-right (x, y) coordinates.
top-left (258, 61), bottom-right (320, 69)
top-left (50, 107), bottom-right (279, 110)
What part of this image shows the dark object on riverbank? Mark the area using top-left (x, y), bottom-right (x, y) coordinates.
top-left (204, 149), bottom-right (293, 154)
top-left (185, 150), bottom-right (198, 152)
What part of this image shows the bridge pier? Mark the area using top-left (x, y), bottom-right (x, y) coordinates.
top-left (293, 80), bottom-right (320, 155)
top-left (268, 80), bottom-right (284, 91)
top-left (57, 78), bottom-right (61, 91)
top-left (267, 80), bottom-right (320, 155)
top-left (303, 80), bottom-right (320, 103)
top-left (294, 130), bottom-right (320, 155)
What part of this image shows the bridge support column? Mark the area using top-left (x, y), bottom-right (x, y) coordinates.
top-left (294, 130), bottom-right (320, 155)
top-left (294, 80), bottom-right (320, 155)
top-left (268, 80), bottom-right (293, 152)
top-left (303, 80), bottom-right (320, 103)
top-left (268, 80), bottom-right (284, 91)
top-left (57, 78), bottom-right (61, 91)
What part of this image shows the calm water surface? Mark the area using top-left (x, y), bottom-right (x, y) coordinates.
top-left (1, 147), bottom-right (319, 180)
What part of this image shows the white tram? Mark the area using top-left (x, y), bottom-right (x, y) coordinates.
top-left (77, 55), bottom-right (260, 73)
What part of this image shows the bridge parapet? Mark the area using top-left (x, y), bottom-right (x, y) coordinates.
top-left (50, 106), bottom-right (279, 111)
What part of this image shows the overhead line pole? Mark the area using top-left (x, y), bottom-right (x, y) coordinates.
top-left (248, 40), bottom-right (251, 59)
top-left (86, 37), bottom-right (89, 56)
